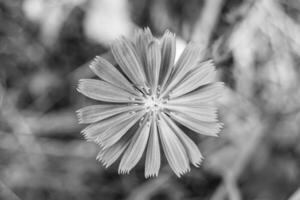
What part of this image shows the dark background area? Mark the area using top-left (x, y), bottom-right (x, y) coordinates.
top-left (0, 0), bottom-right (300, 199)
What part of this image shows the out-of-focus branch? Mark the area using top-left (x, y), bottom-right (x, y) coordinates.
top-left (0, 133), bottom-right (96, 158)
top-left (210, 174), bottom-right (242, 200)
top-left (25, 110), bottom-right (80, 137)
top-left (211, 112), bottom-right (283, 200)
top-left (224, 173), bottom-right (242, 200)
top-left (1, 94), bottom-right (47, 167)
top-left (261, 0), bottom-right (300, 55)
top-left (0, 181), bottom-right (22, 200)
top-left (191, 0), bottom-right (225, 47)
top-left (125, 174), bottom-right (171, 200)
top-left (1, 92), bottom-right (80, 137)
top-left (288, 188), bottom-right (300, 200)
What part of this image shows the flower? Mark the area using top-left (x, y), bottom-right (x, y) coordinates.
top-left (77, 28), bottom-right (223, 178)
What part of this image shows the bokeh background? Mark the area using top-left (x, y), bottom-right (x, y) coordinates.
top-left (1, 0), bottom-right (300, 199)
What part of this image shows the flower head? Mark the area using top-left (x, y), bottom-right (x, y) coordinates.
top-left (77, 28), bottom-right (223, 178)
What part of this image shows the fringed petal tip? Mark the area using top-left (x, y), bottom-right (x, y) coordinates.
top-left (143, 27), bottom-right (152, 32)
top-left (176, 168), bottom-right (191, 178)
top-left (134, 27), bottom-right (152, 36)
top-left (76, 81), bottom-right (84, 94)
top-left (162, 29), bottom-right (176, 38)
top-left (215, 82), bottom-right (225, 91)
top-left (75, 108), bottom-right (81, 117)
top-left (81, 132), bottom-right (97, 143)
top-left (88, 56), bottom-right (104, 76)
top-left (89, 56), bottom-right (101, 69)
top-left (208, 122), bottom-right (224, 138)
top-left (96, 155), bottom-right (110, 169)
top-left (76, 79), bottom-right (90, 97)
top-left (96, 153), bottom-right (103, 161)
top-left (145, 172), bottom-right (159, 179)
top-left (99, 161), bottom-right (112, 169)
top-left (216, 122), bottom-right (224, 134)
top-left (145, 175), bottom-right (157, 178)
top-left (118, 168), bottom-right (132, 175)
top-left (76, 113), bottom-right (84, 124)
top-left (193, 158), bottom-right (203, 168)
top-left (80, 124), bottom-right (92, 134)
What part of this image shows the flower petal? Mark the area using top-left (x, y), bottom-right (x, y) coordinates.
top-left (159, 30), bottom-right (176, 90)
top-left (97, 138), bottom-right (130, 168)
top-left (161, 114), bottom-right (203, 167)
top-left (134, 28), bottom-right (153, 81)
top-left (118, 115), bottom-right (151, 174)
top-left (161, 43), bottom-right (205, 97)
top-left (111, 37), bottom-right (147, 89)
top-left (168, 82), bottom-right (224, 106)
top-left (76, 104), bottom-right (143, 124)
top-left (157, 113), bottom-right (190, 177)
top-left (82, 112), bottom-right (134, 140)
top-left (168, 112), bottom-right (222, 137)
top-left (77, 79), bottom-right (141, 103)
top-left (168, 60), bottom-right (216, 98)
top-left (145, 117), bottom-right (161, 178)
top-left (90, 56), bottom-right (140, 96)
top-left (146, 39), bottom-right (161, 93)
top-left (165, 104), bottom-right (217, 122)
top-left (99, 111), bottom-right (146, 149)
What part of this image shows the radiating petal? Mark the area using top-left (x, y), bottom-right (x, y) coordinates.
top-left (159, 30), bottom-right (176, 89)
top-left (168, 82), bottom-right (224, 105)
top-left (76, 104), bottom-right (143, 124)
top-left (90, 56), bottom-right (141, 96)
top-left (77, 79), bottom-right (141, 103)
top-left (161, 114), bottom-right (203, 167)
top-left (172, 43), bottom-right (204, 77)
top-left (97, 138), bottom-right (130, 168)
top-left (134, 28), bottom-right (153, 81)
top-left (165, 104), bottom-right (217, 122)
top-left (82, 112), bottom-right (134, 140)
top-left (161, 43), bottom-right (205, 97)
top-left (111, 37), bottom-right (147, 89)
top-left (168, 60), bottom-right (216, 98)
top-left (118, 115), bottom-right (151, 174)
top-left (146, 39), bottom-right (161, 93)
top-left (145, 117), bottom-right (161, 178)
top-left (157, 113), bottom-right (190, 177)
top-left (169, 112), bottom-right (222, 137)
top-left (99, 111), bottom-right (146, 149)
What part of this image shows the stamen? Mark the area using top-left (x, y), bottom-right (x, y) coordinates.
top-left (143, 93), bottom-right (166, 115)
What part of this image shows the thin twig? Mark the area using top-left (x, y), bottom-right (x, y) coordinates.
top-left (125, 173), bottom-right (171, 200)
top-left (0, 133), bottom-right (96, 158)
top-left (0, 181), bottom-right (22, 200)
top-left (191, 0), bottom-right (226, 47)
top-left (288, 188), bottom-right (300, 200)
top-left (1, 94), bottom-right (47, 167)
top-left (211, 112), bottom-right (282, 200)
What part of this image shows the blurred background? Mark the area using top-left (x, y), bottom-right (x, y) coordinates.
top-left (0, 0), bottom-right (300, 199)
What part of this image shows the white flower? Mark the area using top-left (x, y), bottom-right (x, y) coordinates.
top-left (77, 28), bottom-right (223, 178)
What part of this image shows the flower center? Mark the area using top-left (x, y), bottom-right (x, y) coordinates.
top-left (143, 95), bottom-right (163, 112)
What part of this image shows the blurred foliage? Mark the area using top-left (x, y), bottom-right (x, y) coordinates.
top-left (0, 0), bottom-right (300, 199)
